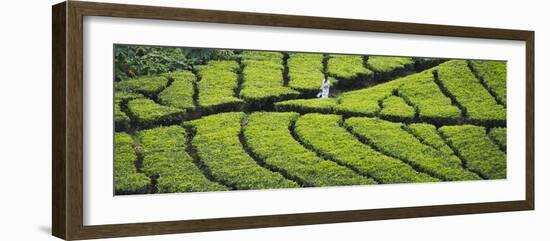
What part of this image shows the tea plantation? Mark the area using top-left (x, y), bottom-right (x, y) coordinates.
top-left (114, 52), bottom-right (507, 195)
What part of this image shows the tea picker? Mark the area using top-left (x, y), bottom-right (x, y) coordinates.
top-left (317, 78), bottom-right (330, 98)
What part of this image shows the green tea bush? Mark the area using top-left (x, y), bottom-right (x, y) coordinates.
top-left (436, 60), bottom-right (506, 124)
top-left (136, 125), bottom-right (227, 193)
top-left (488, 127), bottom-right (506, 150)
top-left (115, 75), bottom-right (170, 98)
top-left (287, 53), bottom-right (325, 93)
top-left (345, 117), bottom-right (480, 181)
top-left (244, 112), bottom-right (376, 186)
top-left (114, 91), bottom-right (144, 103)
top-left (114, 132), bottom-right (150, 194)
top-left (114, 132), bottom-right (137, 175)
top-left (158, 70), bottom-right (195, 111)
top-left (142, 150), bottom-right (228, 193)
top-left (335, 75), bottom-right (406, 115)
top-left (367, 56), bottom-right (414, 80)
top-left (439, 125), bottom-right (506, 179)
top-left (137, 125), bottom-right (187, 154)
top-left (240, 51), bottom-right (299, 105)
top-left (115, 173), bottom-right (152, 195)
top-left (405, 123), bottom-right (455, 155)
top-left (327, 54), bottom-right (372, 87)
top-left (274, 98), bottom-right (337, 114)
top-left (470, 60), bottom-right (507, 105)
top-left (397, 71), bottom-right (461, 123)
top-left (379, 96), bottom-right (415, 121)
top-left (294, 113), bottom-right (437, 184)
top-left (190, 112), bottom-right (298, 189)
top-left (126, 98), bottom-right (185, 127)
top-left (114, 102), bottom-right (130, 131)
top-left (367, 56), bottom-right (414, 72)
top-left (196, 60), bottom-right (244, 114)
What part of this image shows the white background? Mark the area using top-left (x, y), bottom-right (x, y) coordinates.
top-left (0, 0), bottom-right (547, 240)
top-left (84, 16), bottom-right (526, 225)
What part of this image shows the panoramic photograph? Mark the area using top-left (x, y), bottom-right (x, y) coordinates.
top-left (113, 44), bottom-right (507, 195)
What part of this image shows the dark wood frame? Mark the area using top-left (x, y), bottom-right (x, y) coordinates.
top-left (52, 1), bottom-right (535, 240)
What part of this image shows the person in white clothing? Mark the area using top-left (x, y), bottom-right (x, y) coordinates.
top-left (317, 78), bottom-right (330, 98)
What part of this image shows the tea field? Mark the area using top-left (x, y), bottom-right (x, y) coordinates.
top-left (113, 50), bottom-right (507, 195)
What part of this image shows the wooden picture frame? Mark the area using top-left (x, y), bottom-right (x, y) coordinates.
top-left (52, 1), bottom-right (534, 240)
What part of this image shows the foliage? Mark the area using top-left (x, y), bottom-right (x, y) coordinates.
top-left (244, 112), bottom-right (376, 186)
top-left (114, 91), bottom-right (144, 103)
top-left (137, 125), bottom-right (187, 154)
top-left (470, 60), bottom-right (507, 105)
top-left (397, 70), bottom-right (461, 123)
top-left (345, 117), bottom-right (480, 181)
top-left (114, 102), bottom-right (130, 131)
top-left (240, 51), bottom-right (299, 103)
top-left (294, 113), bottom-right (437, 183)
top-left (126, 98), bottom-right (185, 127)
top-left (136, 125), bottom-right (227, 193)
top-left (274, 98), bottom-right (337, 114)
top-left (142, 151), bottom-right (228, 193)
top-left (287, 53), bottom-right (325, 92)
top-left (439, 125), bottom-right (507, 179)
top-left (114, 132), bottom-right (150, 194)
top-left (114, 45), bottom-right (236, 81)
top-left (158, 70), bottom-right (196, 111)
top-left (115, 75), bottom-right (169, 98)
top-left (196, 60), bottom-right (244, 114)
top-left (367, 56), bottom-right (414, 73)
top-left (379, 95), bottom-right (415, 121)
top-left (327, 54), bottom-right (373, 82)
top-left (336, 75), bottom-right (405, 115)
top-left (436, 60), bottom-right (506, 123)
top-left (405, 123), bottom-right (455, 155)
top-left (488, 127), bottom-right (507, 150)
top-left (190, 112), bottom-right (298, 189)
top-left (115, 173), bottom-right (152, 195)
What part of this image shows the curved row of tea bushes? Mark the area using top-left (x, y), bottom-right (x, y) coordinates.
top-left (436, 60), bottom-right (506, 123)
top-left (327, 54), bottom-right (373, 86)
top-left (488, 127), bottom-right (507, 150)
top-left (137, 125), bottom-right (228, 193)
top-left (379, 95), bottom-right (415, 121)
top-left (345, 117), bottom-right (480, 181)
top-left (469, 60), bottom-right (507, 105)
top-left (274, 65), bottom-right (475, 125)
top-left (190, 112), bottom-right (299, 190)
top-left (439, 125), bottom-right (506, 179)
top-left (158, 70), bottom-right (196, 111)
top-left (240, 51), bottom-right (299, 104)
top-left (336, 79), bottom-right (403, 116)
top-left (405, 123), bottom-right (455, 156)
top-left (244, 112), bottom-right (376, 187)
top-left (196, 60), bottom-right (244, 114)
top-left (287, 53), bottom-right (325, 93)
top-left (294, 113), bottom-right (438, 184)
top-left (126, 98), bottom-right (185, 127)
top-left (114, 91), bottom-right (144, 103)
top-left (367, 56), bottom-right (414, 80)
top-left (115, 75), bottom-right (170, 98)
top-left (274, 98), bottom-right (337, 114)
top-left (114, 132), bottom-right (150, 194)
top-left (397, 71), bottom-right (461, 122)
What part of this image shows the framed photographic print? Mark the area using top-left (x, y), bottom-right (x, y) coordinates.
top-left (52, 1), bottom-right (534, 240)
